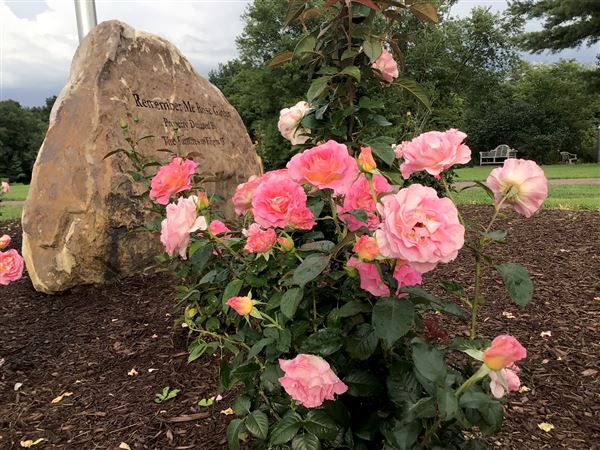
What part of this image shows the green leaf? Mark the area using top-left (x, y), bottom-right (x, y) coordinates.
top-left (346, 323), bottom-right (378, 361)
top-left (341, 48), bottom-right (358, 61)
top-left (284, 0), bottom-right (306, 26)
top-left (339, 66), bottom-right (361, 81)
top-left (300, 329), bottom-right (344, 356)
top-left (410, 2), bottom-right (439, 23)
top-left (227, 418), bottom-right (243, 450)
top-left (293, 253), bottom-right (331, 286)
top-left (338, 300), bottom-right (372, 318)
top-left (187, 339), bottom-right (208, 363)
top-left (281, 288), bottom-right (304, 319)
top-left (365, 136), bottom-right (396, 167)
top-left (358, 96), bottom-right (384, 109)
top-left (363, 35), bottom-right (382, 61)
top-left (232, 395), bottom-right (251, 415)
top-left (412, 342), bottom-right (447, 383)
top-left (437, 387), bottom-right (458, 421)
top-left (190, 244), bottom-right (213, 272)
top-left (307, 76), bottom-right (331, 103)
top-left (369, 114), bottom-right (392, 127)
top-left (219, 359), bottom-right (231, 391)
top-left (395, 76), bottom-right (431, 111)
top-left (372, 298), bottom-right (414, 347)
top-left (485, 229), bottom-right (507, 242)
top-left (387, 361), bottom-right (420, 407)
top-left (294, 33), bottom-right (317, 58)
top-left (299, 241), bottom-right (335, 252)
top-left (270, 414), bottom-right (302, 445)
top-left (222, 279), bottom-right (243, 308)
top-left (292, 433), bottom-right (321, 450)
top-left (407, 397), bottom-right (436, 419)
top-left (381, 170), bottom-right (405, 185)
top-left (344, 370), bottom-right (383, 397)
top-left (388, 421), bottom-right (421, 450)
top-left (495, 263), bottom-right (534, 306)
top-left (246, 410), bottom-right (269, 440)
top-left (268, 51), bottom-right (293, 68)
top-left (402, 286), bottom-right (468, 319)
top-left (304, 410), bottom-right (339, 440)
top-left (347, 208), bottom-right (369, 223)
top-left (231, 362), bottom-right (260, 382)
top-left (247, 338), bottom-right (274, 360)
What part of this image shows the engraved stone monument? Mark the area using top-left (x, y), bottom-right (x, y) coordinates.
top-left (22, 20), bottom-right (262, 294)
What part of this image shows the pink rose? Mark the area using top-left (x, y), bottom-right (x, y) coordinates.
top-left (347, 257), bottom-right (390, 297)
top-left (339, 174), bottom-right (393, 231)
top-left (489, 365), bottom-right (521, 399)
top-left (197, 192), bottom-right (211, 209)
top-left (353, 235), bottom-right (379, 262)
top-left (486, 159), bottom-right (548, 218)
top-left (399, 129), bottom-right (471, 179)
top-left (0, 249), bottom-right (24, 285)
top-left (233, 176), bottom-right (262, 216)
top-left (277, 236), bottom-right (294, 252)
top-left (227, 296), bottom-right (253, 316)
top-left (0, 234), bottom-right (11, 250)
top-left (1, 181), bottom-right (10, 193)
top-left (393, 142), bottom-right (407, 159)
top-left (357, 147), bottom-right (377, 172)
top-left (278, 354), bottom-right (348, 408)
top-left (208, 220), bottom-right (231, 236)
top-left (483, 335), bottom-right (527, 371)
top-left (375, 184), bottom-right (465, 272)
top-left (287, 140), bottom-right (359, 194)
top-left (160, 196), bottom-right (207, 259)
top-left (278, 101), bottom-right (311, 145)
top-left (150, 157), bottom-right (198, 205)
top-left (252, 174), bottom-right (315, 230)
top-left (393, 264), bottom-right (423, 294)
top-left (371, 48), bottom-right (399, 84)
top-left (243, 223), bottom-right (277, 253)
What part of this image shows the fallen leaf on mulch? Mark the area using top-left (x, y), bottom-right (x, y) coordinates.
top-left (581, 368), bottom-right (598, 377)
top-left (51, 392), bottom-right (73, 404)
top-left (519, 386), bottom-right (530, 393)
top-left (502, 311), bottom-right (515, 319)
top-left (538, 422), bottom-right (555, 432)
top-left (540, 331), bottom-right (552, 337)
top-left (118, 443), bottom-right (131, 450)
top-left (127, 368), bottom-right (139, 376)
top-left (20, 438), bottom-right (45, 448)
top-left (220, 407), bottom-right (234, 415)
top-left (14, 382), bottom-right (23, 391)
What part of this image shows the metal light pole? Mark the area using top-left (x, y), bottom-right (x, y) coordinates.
top-left (74, 0), bottom-right (98, 42)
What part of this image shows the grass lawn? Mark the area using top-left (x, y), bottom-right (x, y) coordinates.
top-left (455, 163), bottom-right (600, 181)
top-left (0, 205), bottom-right (23, 221)
top-left (3, 183), bottom-right (29, 201)
top-left (454, 184), bottom-right (600, 210)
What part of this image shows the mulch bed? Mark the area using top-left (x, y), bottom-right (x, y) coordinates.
top-left (1, 206), bottom-right (599, 449)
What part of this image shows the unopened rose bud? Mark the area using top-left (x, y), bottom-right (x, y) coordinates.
top-left (0, 234), bottom-right (11, 250)
top-left (227, 296), bottom-right (253, 316)
top-left (197, 192), bottom-right (211, 209)
top-left (353, 235), bottom-right (379, 261)
top-left (483, 335), bottom-right (527, 371)
top-left (358, 147), bottom-right (377, 172)
top-left (277, 236), bottom-right (294, 252)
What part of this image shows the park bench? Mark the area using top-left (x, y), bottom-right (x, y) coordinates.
top-left (560, 151), bottom-right (578, 164)
top-left (479, 145), bottom-right (518, 165)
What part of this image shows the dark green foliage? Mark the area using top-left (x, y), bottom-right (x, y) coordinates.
top-left (0, 97), bottom-right (55, 182)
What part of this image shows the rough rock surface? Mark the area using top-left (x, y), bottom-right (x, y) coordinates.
top-left (22, 20), bottom-right (262, 294)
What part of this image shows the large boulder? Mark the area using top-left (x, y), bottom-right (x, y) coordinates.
top-left (22, 20), bottom-right (262, 294)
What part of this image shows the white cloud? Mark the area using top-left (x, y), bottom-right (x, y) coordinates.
top-left (0, 0), bottom-right (250, 105)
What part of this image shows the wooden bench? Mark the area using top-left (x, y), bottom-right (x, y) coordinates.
top-left (560, 151), bottom-right (578, 164)
top-left (479, 145), bottom-right (518, 165)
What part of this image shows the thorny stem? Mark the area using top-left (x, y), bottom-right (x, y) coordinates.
top-left (328, 191), bottom-right (342, 237)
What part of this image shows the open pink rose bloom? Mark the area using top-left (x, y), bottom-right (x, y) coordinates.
top-left (150, 157), bottom-right (198, 205)
top-left (160, 196), bottom-right (207, 259)
top-left (483, 335), bottom-right (527, 371)
top-left (487, 159), bottom-right (548, 218)
top-left (0, 249), bottom-right (24, 285)
top-left (278, 354), bottom-right (348, 408)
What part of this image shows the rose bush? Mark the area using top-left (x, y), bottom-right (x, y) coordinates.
top-left (112, 2), bottom-right (548, 448)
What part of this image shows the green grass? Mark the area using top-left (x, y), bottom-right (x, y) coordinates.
top-left (0, 205), bottom-right (23, 221)
top-left (454, 184), bottom-right (600, 210)
top-left (3, 183), bottom-right (29, 201)
top-left (455, 163), bottom-right (600, 182)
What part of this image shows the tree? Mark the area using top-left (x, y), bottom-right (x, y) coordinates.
top-left (510, 0), bottom-right (600, 52)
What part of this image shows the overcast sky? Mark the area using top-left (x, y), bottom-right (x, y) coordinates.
top-left (1, 0), bottom-right (597, 107)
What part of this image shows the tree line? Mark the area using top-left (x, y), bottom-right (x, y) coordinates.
top-left (209, 0), bottom-right (600, 169)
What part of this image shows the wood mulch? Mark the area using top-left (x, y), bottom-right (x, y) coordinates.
top-left (1, 206), bottom-right (599, 449)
